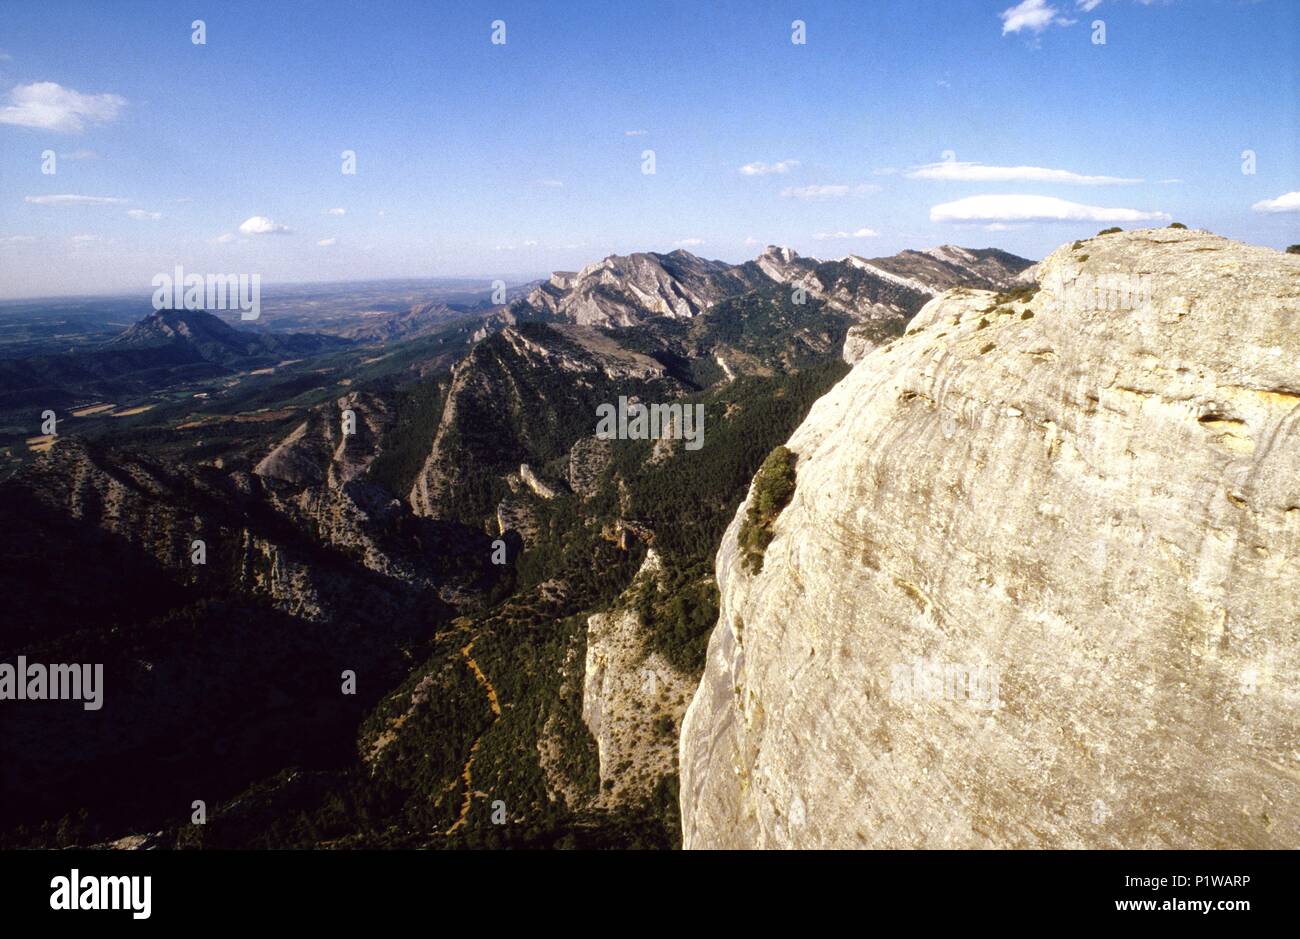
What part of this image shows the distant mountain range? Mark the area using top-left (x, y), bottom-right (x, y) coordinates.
top-left (111, 308), bottom-right (349, 363)
top-left (0, 309), bottom-right (349, 413)
top-left (516, 243), bottom-right (1032, 328)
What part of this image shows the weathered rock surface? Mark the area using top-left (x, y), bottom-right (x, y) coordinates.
top-left (841, 324), bottom-right (881, 365)
top-left (680, 229), bottom-right (1300, 849)
top-left (583, 550), bottom-right (695, 807)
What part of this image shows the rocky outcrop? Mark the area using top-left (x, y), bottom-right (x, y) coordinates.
top-left (583, 550), bottom-right (695, 807)
top-left (841, 324), bottom-right (879, 365)
top-left (519, 463), bottom-right (559, 500)
top-left (568, 435), bottom-right (613, 499)
top-left (680, 229), bottom-right (1300, 849)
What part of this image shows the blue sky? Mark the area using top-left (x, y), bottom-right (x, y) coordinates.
top-left (0, 0), bottom-right (1296, 298)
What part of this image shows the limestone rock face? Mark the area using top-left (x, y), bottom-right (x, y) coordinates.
top-left (841, 324), bottom-right (879, 365)
top-left (679, 229), bottom-right (1300, 849)
top-left (583, 550), bottom-right (695, 807)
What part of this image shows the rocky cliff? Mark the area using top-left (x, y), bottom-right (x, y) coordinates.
top-left (582, 550), bottom-right (696, 807)
top-left (679, 228), bottom-right (1300, 848)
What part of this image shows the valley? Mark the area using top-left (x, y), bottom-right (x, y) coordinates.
top-left (0, 241), bottom-right (1031, 849)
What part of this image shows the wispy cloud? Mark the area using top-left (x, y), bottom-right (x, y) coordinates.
top-left (624, 129), bottom-right (647, 137)
top-left (323, 207), bottom-right (346, 216)
top-left (739, 160), bottom-right (799, 176)
top-left (908, 161), bottom-right (1141, 185)
top-left (0, 81), bottom-right (125, 133)
top-left (238, 215), bottom-right (291, 235)
top-left (814, 228), bottom-right (879, 240)
top-left (536, 178), bottom-right (564, 188)
top-left (1251, 191), bottom-right (1300, 214)
top-left (931, 193), bottom-right (1169, 222)
top-left (1073, 1), bottom-right (1173, 10)
top-left (674, 238), bottom-right (705, 247)
top-left (781, 183), bottom-right (879, 200)
top-left (1000, 0), bottom-right (1074, 34)
top-left (25, 193), bottom-right (126, 206)
top-left (317, 237), bottom-right (338, 247)
top-left (0, 235), bottom-right (35, 244)
top-left (126, 209), bottom-right (161, 220)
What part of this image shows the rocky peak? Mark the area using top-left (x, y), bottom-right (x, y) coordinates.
top-left (922, 243), bottom-right (977, 265)
top-left (754, 245), bottom-right (807, 282)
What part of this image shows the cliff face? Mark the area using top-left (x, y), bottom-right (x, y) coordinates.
top-left (582, 550), bottom-right (695, 807)
top-left (679, 229), bottom-right (1300, 849)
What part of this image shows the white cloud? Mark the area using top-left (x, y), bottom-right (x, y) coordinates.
top-left (624, 129), bottom-right (648, 137)
top-left (25, 193), bottom-right (126, 206)
top-left (908, 161), bottom-right (1141, 185)
top-left (536, 178), bottom-right (564, 188)
top-left (781, 183), bottom-right (879, 200)
top-left (238, 215), bottom-right (291, 235)
top-left (744, 235), bottom-right (761, 246)
top-left (0, 235), bottom-right (35, 244)
top-left (126, 209), bottom-right (161, 220)
top-left (739, 160), bottom-right (799, 176)
top-left (69, 234), bottom-right (100, 244)
top-left (324, 207), bottom-right (346, 216)
top-left (1000, 0), bottom-right (1074, 34)
top-left (674, 238), bottom-right (705, 247)
top-left (317, 238), bottom-right (338, 247)
top-left (814, 228), bottom-right (880, 240)
top-left (930, 194), bottom-right (1169, 223)
top-left (214, 233), bottom-right (237, 244)
top-left (1077, 0), bottom-right (1103, 11)
top-left (1251, 191), bottom-right (1300, 214)
top-left (523, 239), bottom-right (538, 246)
top-left (0, 81), bottom-right (126, 133)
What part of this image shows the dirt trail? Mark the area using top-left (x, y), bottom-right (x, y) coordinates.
top-left (462, 640), bottom-right (501, 717)
top-left (446, 639), bottom-right (502, 835)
